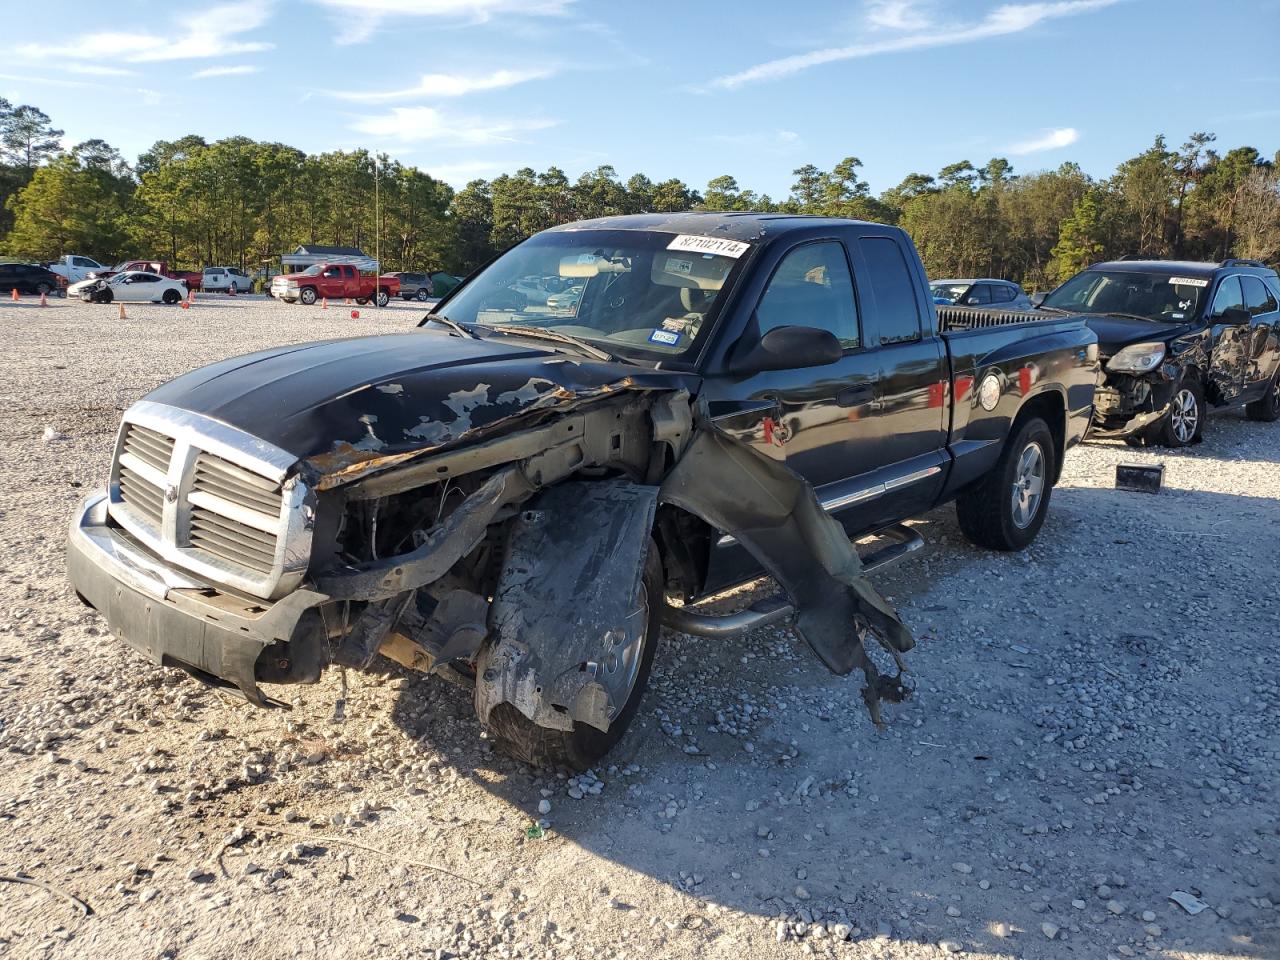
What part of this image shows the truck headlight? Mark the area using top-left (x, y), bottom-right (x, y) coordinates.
top-left (1106, 342), bottom-right (1166, 375)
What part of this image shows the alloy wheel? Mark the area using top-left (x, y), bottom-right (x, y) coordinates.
top-left (1010, 440), bottom-right (1045, 530)
top-left (1170, 388), bottom-right (1199, 443)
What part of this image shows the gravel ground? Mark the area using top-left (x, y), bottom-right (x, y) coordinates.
top-left (0, 294), bottom-right (1276, 960)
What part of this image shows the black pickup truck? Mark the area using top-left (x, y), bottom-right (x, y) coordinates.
top-left (68, 213), bottom-right (1097, 768)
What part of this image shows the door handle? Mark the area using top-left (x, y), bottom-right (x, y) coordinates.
top-left (836, 385), bottom-right (875, 407)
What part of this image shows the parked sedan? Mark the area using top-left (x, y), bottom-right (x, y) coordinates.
top-left (931, 278), bottom-right (1033, 310)
top-left (79, 271), bottom-right (188, 305)
top-left (0, 262), bottom-right (64, 296)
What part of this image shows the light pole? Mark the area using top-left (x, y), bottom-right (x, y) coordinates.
top-left (374, 152), bottom-right (380, 307)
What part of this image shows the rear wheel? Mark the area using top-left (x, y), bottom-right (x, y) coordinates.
top-left (376, 290), bottom-right (390, 308)
top-left (355, 297), bottom-right (369, 306)
top-left (1245, 374), bottom-right (1280, 422)
top-left (229, 282), bottom-right (238, 294)
top-left (483, 543), bottom-right (662, 770)
top-left (1159, 379), bottom-right (1204, 447)
top-left (416, 288), bottom-right (430, 302)
top-left (957, 416), bottom-right (1055, 552)
top-left (299, 287), bottom-right (318, 306)
top-left (36, 282), bottom-right (51, 296)
top-left (161, 289), bottom-right (180, 305)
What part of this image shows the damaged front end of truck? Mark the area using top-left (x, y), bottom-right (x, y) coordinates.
top-left (69, 350), bottom-right (914, 765)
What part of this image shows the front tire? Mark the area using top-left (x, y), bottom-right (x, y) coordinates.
top-left (956, 416), bottom-right (1055, 552)
top-left (299, 287), bottom-right (318, 306)
top-left (483, 544), bottom-right (662, 770)
top-left (1159, 379), bottom-right (1204, 447)
top-left (376, 290), bottom-right (390, 308)
top-left (36, 282), bottom-right (51, 296)
top-left (229, 282), bottom-right (238, 294)
top-left (416, 288), bottom-right (430, 302)
top-left (1245, 374), bottom-right (1280, 422)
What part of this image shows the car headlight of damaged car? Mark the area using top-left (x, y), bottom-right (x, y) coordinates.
top-left (1106, 342), bottom-right (1166, 374)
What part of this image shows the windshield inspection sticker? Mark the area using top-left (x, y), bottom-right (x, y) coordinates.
top-left (664, 256), bottom-right (693, 276)
top-left (1168, 276), bottom-right (1209, 287)
top-left (666, 234), bottom-right (751, 259)
top-left (649, 328), bottom-right (683, 346)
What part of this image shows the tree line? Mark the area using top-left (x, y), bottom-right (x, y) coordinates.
top-left (2, 98), bottom-right (1277, 289)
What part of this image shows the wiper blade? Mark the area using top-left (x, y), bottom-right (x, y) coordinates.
top-left (488, 324), bottom-right (615, 361)
top-left (1034, 304), bottom-right (1073, 315)
top-left (425, 314), bottom-right (481, 339)
top-left (1103, 312), bottom-right (1163, 323)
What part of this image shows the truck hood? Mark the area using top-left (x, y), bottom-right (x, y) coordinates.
top-left (142, 331), bottom-right (698, 487)
top-left (1081, 314), bottom-right (1198, 354)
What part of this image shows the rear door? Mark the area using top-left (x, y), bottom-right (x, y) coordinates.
top-left (1206, 275), bottom-right (1249, 402)
top-left (1241, 275), bottom-right (1280, 395)
top-left (849, 233), bottom-right (948, 525)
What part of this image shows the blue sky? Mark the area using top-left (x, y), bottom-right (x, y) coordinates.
top-left (4, 0), bottom-right (1278, 196)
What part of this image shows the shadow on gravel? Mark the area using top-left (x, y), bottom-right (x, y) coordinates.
top-left (370, 489), bottom-right (1277, 958)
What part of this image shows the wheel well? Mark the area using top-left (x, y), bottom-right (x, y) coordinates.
top-left (1014, 391), bottom-right (1066, 483)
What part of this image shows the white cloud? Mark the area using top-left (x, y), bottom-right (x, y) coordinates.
top-left (423, 159), bottom-right (512, 184)
top-left (15, 2), bottom-right (273, 63)
top-left (712, 0), bottom-right (1120, 89)
top-left (193, 64), bottom-right (263, 79)
top-left (331, 68), bottom-right (552, 103)
top-left (351, 106), bottom-right (557, 145)
top-left (1007, 127), bottom-right (1079, 154)
top-left (309, 0), bottom-right (575, 44)
top-left (865, 0), bottom-right (933, 31)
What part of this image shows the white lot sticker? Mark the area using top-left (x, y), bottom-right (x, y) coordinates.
top-left (664, 256), bottom-right (693, 276)
top-left (666, 234), bottom-right (750, 259)
top-left (1168, 276), bottom-right (1209, 287)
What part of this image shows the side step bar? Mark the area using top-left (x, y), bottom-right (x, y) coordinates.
top-left (662, 524), bottom-right (923, 639)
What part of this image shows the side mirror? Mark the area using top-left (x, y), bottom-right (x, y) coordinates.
top-left (1216, 306), bottom-right (1251, 325)
top-left (730, 325), bottom-right (842, 374)
top-left (1030, 292), bottom-right (1047, 307)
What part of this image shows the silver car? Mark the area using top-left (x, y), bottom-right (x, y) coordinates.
top-left (930, 278), bottom-right (1033, 310)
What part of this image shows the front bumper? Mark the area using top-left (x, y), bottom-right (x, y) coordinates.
top-left (1086, 368), bottom-right (1177, 439)
top-left (67, 492), bottom-right (326, 707)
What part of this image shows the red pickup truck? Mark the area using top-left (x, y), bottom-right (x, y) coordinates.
top-left (92, 260), bottom-right (203, 291)
top-left (270, 264), bottom-right (400, 306)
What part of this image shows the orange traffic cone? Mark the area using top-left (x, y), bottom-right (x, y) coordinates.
top-left (228, 284), bottom-right (236, 297)
top-left (350, 309), bottom-right (360, 319)
top-left (321, 297), bottom-right (327, 310)
top-left (39, 292), bottom-right (48, 307)
top-left (181, 300), bottom-right (190, 310)
top-left (10, 288), bottom-right (17, 301)
top-left (118, 303), bottom-right (127, 320)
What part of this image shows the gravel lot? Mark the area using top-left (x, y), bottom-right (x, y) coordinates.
top-left (0, 294), bottom-right (1276, 960)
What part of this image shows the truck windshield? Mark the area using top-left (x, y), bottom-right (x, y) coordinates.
top-left (1042, 270), bottom-right (1206, 322)
top-left (299, 265), bottom-right (325, 277)
top-left (433, 229), bottom-right (750, 359)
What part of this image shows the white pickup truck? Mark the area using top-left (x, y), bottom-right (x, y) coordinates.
top-left (46, 255), bottom-right (109, 284)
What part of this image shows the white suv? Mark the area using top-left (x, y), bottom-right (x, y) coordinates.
top-left (202, 266), bottom-right (254, 293)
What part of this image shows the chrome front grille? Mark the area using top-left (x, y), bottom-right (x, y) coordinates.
top-left (188, 452), bottom-right (282, 574)
top-left (106, 401), bottom-right (311, 599)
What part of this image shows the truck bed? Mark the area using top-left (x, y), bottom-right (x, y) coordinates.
top-left (936, 304), bottom-right (1054, 332)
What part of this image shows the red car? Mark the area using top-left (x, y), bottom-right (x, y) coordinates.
top-left (269, 263), bottom-right (400, 306)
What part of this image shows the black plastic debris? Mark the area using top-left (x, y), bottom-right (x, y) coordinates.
top-left (1116, 463), bottom-right (1164, 494)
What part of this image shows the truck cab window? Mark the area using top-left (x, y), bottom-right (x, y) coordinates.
top-left (860, 237), bottom-right (922, 344)
top-left (756, 241), bottom-right (860, 350)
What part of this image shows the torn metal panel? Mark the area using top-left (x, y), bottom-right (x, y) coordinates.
top-left (658, 408), bottom-right (914, 726)
top-left (474, 479), bottom-right (659, 733)
top-left (314, 467), bottom-right (530, 601)
top-left (379, 589), bottom-right (490, 674)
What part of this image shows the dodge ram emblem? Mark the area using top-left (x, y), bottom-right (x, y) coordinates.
top-left (164, 484), bottom-right (179, 503)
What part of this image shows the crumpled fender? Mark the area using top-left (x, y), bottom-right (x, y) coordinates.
top-left (658, 407), bottom-right (915, 724)
top-left (474, 478), bottom-right (660, 733)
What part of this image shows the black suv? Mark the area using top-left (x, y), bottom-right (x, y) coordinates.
top-left (1037, 258), bottom-right (1280, 446)
top-left (0, 262), bottom-right (63, 296)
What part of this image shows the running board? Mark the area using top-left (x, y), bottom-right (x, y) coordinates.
top-left (662, 524), bottom-right (924, 639)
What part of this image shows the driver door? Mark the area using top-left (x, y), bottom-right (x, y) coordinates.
top-left (1206, 276), bottom-right (1249, 403)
